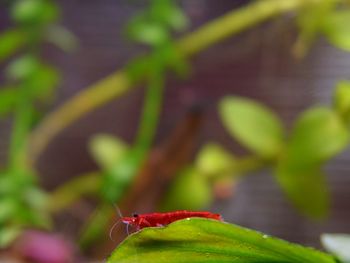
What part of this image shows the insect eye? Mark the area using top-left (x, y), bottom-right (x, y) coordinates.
top-left (133, 213), bottom-right (139, 217)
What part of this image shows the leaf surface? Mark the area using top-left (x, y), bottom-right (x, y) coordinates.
top-left (108, 218), bottom-right (336, 263)
top-left (219, 96), bottom-right (284, 158)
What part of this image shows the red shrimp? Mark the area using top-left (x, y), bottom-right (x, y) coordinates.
top-left (121, 210), bottom-right (223, 231)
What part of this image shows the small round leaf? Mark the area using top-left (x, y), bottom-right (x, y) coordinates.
top-left (288, 107), bottom-right (349, 164)
top-left (219, 96), bottom-right (284, 158)
top-left (161, 167), bottom-right (212, 211)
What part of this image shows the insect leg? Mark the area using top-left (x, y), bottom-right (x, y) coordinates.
top-left (138, 218), bottom-right (152, 228)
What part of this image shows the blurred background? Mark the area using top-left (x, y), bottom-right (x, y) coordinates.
top-left (1, 0), bottom-right (350, 262)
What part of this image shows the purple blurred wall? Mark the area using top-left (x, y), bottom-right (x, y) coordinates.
top-left (1, 0), bottom-right (350, 248)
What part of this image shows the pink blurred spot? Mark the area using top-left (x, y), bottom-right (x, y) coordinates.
top-left (15, 230), bottom-right (74, 263)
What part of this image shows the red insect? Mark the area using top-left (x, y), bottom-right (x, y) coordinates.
top-left (121, 210), bottom-right (223, 231)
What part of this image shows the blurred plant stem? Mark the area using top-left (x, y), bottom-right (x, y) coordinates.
top-left (232, 156), bottom-right (268, 176)
top-left (28, 0), bottom-right (335, 164)
top-left (79, 58), bottom-right (165, 248)
top-left (79, 203), bottom-right (115, 250)
top-left (133, 62), bottom-right (164, 157)
top-left (9, 94), bottom-right (34, 171)
top-left (47, 171), bottom-right (101, 213)
top-left (47, 156), bottom-right (266, 215)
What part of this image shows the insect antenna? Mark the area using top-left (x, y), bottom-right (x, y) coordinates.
top-left (112, 203), bottom-right (124, 218)
top-left (109, 203), bottom-right (125, 242)
top-left (109, 219), bottom-right (122, 242)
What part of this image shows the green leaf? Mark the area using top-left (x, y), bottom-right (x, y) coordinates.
top-left (323, 10), bottom-right (350, 52)
top-left (11, 0), bottom-right (59, 25)
top-left (24, 187), bottom-right (48, 211)
top-left (160, 44), bottom-right (189, 77)
top-left (0, 29), bottom-right (25, 61)
top-left (44, 25), bottom-right (78, 52)
top-left (126, 16), bottom-right (169, 46)
top-left (6, 54), bottom-right (39, 80)
top-left (275, 107), bottom-right (349, 218)
top-left (150, 0), bottom-right (189, 31)
top-left (101, 150), bottom-right (140, 202)
top-left (287, 107), bottom-right (349, 165)
top-left (293, 1), bottom-right (336, 57)
top-left (26, 64), bottom-right (60, 100)
top-left (0, 87), bottom-right (19, 117)
top-left (195, 143), bottom-right (235, 178)
top-left (275, 162), bottom-right (329, 219)
top-left (0, 226), bottom-right (21, 248)
top-left (219, 96), bottom-right (284, 158)
top-left (79, 204), bottom-right (114, 250)
top-left (0, 198), bottom-right (18, 224)
top-left (108, 218), bottom-right (337, 263)
top-left (333, 80), bottom-right (350, 122)
top-left (321, 233), bottom-right (350, 263)
top-left (160, 167), bottom-right (212, 211)
top-left (89, 134), bottom-right (128, 170)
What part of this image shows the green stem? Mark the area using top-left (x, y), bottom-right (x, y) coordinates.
top-left (79, 60), bottom-right (165, 246)
top-left (133, 60), bottom-right (164, 156)
top-left (28, 0), bottom-right (332, 164)
top-left (79, 203), bottom-right (115, 250)
top-left (47, 171), bottom-right (101, 213)
top-left (233, 156), bottom-right (268, 176)
top-left (9, 93), bottom-right (34, 171)
top-left (209, 156), bottom-right (268, 182)
top-left (49, 157), bottom-right (266, 215)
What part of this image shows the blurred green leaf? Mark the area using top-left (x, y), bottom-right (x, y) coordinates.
top-left (323, 10), bottom-right (350, 52)
top-left (160, 44), bottom-right (189, 77)
top-left (321, 233), bottom-right (350, 263)
top-left (24, 187), bottom-right (48, 211)
top-left (126, 0), bottom-right (187, 47)
top-left (195, 142), bottom-right (235, 179)
top-left (26, 64), bottom-right (60, 101)
top-left (275, 162), bottom-right (329, 219)
top-left (294, 1), bottom-right (336, 57)
top-left (0, 173), bottom-right (16, 196)
top-left (89, 134), bottom-right (128, 170)
top-left (0, 226), bottom-right (20, 248)
top-left (11, 0), bottom-right (59, 25)
top-left (5, 55), bottom-right (39, 80)
top-left (0, 87), bottom-right (19, 117)
top-left (287, 107), bottom-right (348, 165)
top-left (108, 218), bottom-right (337, 263)
top-left (0, 29), bottom-right (25, 61)
top-left (150, 0), bottom-right (188, 31)
top-left (219, 96), bottom-right (284, 158)
top-left (160, 166), bottom-right (212, 211)
top-left (79, 204), bottom-right (114, 250)
top-left (44, 25), bottom-right (78, 52)
top-left (127, 16), bottom-right (169, 46)
top-left (101, 150), bottom-right (140, 203)
top-left (275, 107), bottom-right (348, 218)
top-left (15, 201), bottom-right (51, 229)
top-left (5, 56), bottom-right (59, 101)
top-left (0, 198), bottom-right (18, 224)
top-left (333, 80), bottom-right (350, 122)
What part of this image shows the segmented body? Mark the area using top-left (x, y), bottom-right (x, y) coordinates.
top-left (122, 210), bottom-right (222, 230)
